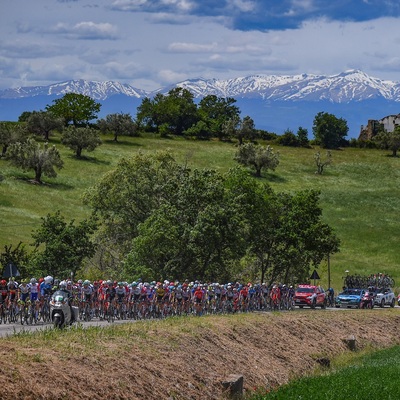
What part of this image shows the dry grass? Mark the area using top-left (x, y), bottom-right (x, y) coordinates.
top-left (1, 310), bottom-right (399, 399)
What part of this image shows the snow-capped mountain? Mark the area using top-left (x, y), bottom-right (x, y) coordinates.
top-left (1, 70), bottom-right (400, 103)
top-left (1, 70), bottom-right (399, 138)
top-left (0, 79), bottom-right (147, 100)
top-left (163, 70), bottom-right (400, 102)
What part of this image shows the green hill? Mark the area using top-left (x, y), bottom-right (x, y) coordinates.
top-left (1, 133), bottom-right (399, 291)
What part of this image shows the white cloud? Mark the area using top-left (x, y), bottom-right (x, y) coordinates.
top-left (168, 42), bottom-right (219, 53)
top-left (158, 69), bottom-right (190, 83)
top-left (50, 21), bottom-right (118, 40)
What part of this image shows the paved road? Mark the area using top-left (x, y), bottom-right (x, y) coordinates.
top-left (0, 305), bottom-right (398, 338)
top-left (0, 318), bottom-right (131, 337)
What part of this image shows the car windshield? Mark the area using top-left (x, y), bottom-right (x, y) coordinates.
top-left (296, 287), bottom-right (314, 293)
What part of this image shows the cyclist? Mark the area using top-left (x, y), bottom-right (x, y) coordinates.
top-left (40, 276), bottom-right (53, 297)
top-left (327, 287), bottom-right (335, 307)
top-left (239, 284), bottom-right (249, 311)
top-left (7, 277), bottom-right (18, 303)
top-left (182, 283), bottom-right (191, 314)
top-left (270, 284), bottom-right (281, 310)
top-left (193, 284), bottom-right (204, 316)
top-left (18, 279), bottom-right (30, 303)
top-left (59, 280), bottom-right (76, 322)
top-left (29, 278), bottom-right (41, 319)
top-left (0, 280), bottom-right (8, 319)
top-left (80, 280), bottom-right (93, 318)
top-left (115, 282), bottom-right (126, 318)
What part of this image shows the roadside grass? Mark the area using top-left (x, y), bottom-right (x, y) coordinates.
top-left (252, 345), bottom-right (400, 400)
top-left (1, 132), bottom-right (400, 290)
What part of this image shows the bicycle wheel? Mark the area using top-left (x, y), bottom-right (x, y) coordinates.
top-left (84, 303), bottom-right (91, 321)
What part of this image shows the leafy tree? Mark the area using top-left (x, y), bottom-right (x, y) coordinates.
top-left (234, 142), bottom-right (279, 177)
top-left (0, 242), bottom-right (30, 278)
top-left (83, 151), bottom-right (184, 263)
top-left (237, 116), bottom-right (256, 144)
top-left (220, 169), bottom-right (340, 284)
top-left (26, 111), bottom-right (64, 141)
top-left (277, 129), bottom-right (299, 147)
top-left (312, 111), bottom-right (348, 149)
top-left (30, 211), bottom-right (97, 278)
top-left (125, 169), bottom-right (246, 281)
top-left (46, 93), bottom-right (101, 127)
top-left (374, 127), bottom-right (400, 156)
top-left (222, 116), bottom-right (240, 143)
top-left (97, 113), bottom-right (138, 142)
top-left (61, 125), bottom-right (102, 158)
top-left (314, 151), bottom-right (332, 174)
top-left (198, 95), bottom-right (240, 139)
top-left (136, 88), bottom-right (198, 136)
top-left (184, 120), bottom-right (212, 140)
top-left (18, 111), bottom-right (33, 122)
top-left (0, 122), bottom-right (28, 157)
top-left (297, 126), bottom-right (309, 147)
top-left (6, 137), bottom-right (63, 184)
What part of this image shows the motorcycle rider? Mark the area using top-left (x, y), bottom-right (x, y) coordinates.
top-left (58, 281), bottom-right (75, 323)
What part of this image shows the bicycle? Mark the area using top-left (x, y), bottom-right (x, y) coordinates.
top-left (19, 300), bottom-right (30, 325)
top-left (105, 300), bottom-right (115, 323)
top-left (7, 300), bottom-right (18, 323)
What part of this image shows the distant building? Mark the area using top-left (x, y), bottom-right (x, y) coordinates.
top-left (359, 114), bottom-right (400, 141)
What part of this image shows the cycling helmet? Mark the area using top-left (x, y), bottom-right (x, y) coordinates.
top-left (30, 278), bottom-right (37, 284)
top-left (59, 281), bottom-right (67, 289)
top-left (117, 282), bottom-right (123, 286)
top-left (83, 280), bottom-right (90, 286)
top-left (0, 279), bottom-right (7, 286)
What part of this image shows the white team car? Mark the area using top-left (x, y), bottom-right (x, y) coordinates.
top-left (374, 288), bottom-right (396, 308)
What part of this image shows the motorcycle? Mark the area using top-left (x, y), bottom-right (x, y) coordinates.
top-left (50, 290), bottom-right (78, 328)
top-left (359, 291), bottom-right (374, 309)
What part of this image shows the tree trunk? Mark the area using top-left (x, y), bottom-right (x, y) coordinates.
top-left (76, 147), bottom-right (82, 158)
top-left (34, 167), bottom-right (42, 184)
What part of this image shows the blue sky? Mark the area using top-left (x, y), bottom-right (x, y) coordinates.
top-left (1, 0), bottom-right (400, 90)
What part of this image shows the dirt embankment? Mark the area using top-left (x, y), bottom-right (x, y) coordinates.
top-left (1, 310), bottom-right (399, 400)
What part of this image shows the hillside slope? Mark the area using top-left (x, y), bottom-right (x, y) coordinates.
top-left (1, 310), bottom-right (399, 399)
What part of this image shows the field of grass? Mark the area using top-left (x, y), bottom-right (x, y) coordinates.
top-left (1, 132), bottom-right (399, 291)
top-left (254, 345), bottom-right (400, 399)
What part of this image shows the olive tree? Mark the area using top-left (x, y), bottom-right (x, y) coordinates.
top-left (6, 138), bottom-right (63, 184)
top-left (61, 125), bottom-right (102, 157)
top-left (97, 113), bottom-right (138, 142)
top-left (234, 142), bottom-right (279, 177)
top-left (0, 122), bottom-right (28, 157)
top-left (26, 111), bottom-right (64, 141)
top-left (374, 127), bottom-right (400, 156)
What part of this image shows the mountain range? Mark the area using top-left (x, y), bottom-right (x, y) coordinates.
top-left (1, 70), bottom-right (399, 138)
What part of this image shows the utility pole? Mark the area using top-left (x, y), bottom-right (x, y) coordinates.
top-left (327, 254), bottom-right (331, 289)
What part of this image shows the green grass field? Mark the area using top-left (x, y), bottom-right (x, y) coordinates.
top-left (1, 133), bottom-right (399, 291)
top-left (254, 345), bottom-right (400, 399)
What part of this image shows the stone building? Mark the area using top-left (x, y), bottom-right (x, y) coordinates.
top-left (359, 114), bottom-right (400, 141)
